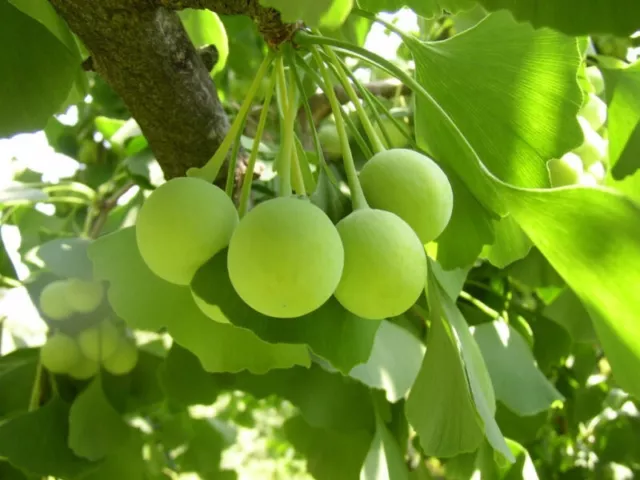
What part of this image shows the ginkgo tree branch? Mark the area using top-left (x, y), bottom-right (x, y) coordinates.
top-left (48, 0), bottom-right (293, 179)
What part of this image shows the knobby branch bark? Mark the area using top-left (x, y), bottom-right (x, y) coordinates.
top-left (48, 0), bottom-right (293, 179)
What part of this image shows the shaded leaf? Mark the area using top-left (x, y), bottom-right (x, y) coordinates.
top-left (234, 365), bottom-right (375, 432)
top-left (472, 320), bottom-right (564, 416)
top-left (29, 237), bottom-right (94, 280)
top-left (158, 342), bottom-right (223, 406)
top-left (0, 349), bottom-right (38, 418)
top-left (436, 173), bottom-right (495, 269)
top-left (191, 251), bottom-right (379, 373)
top-left (81, 433), bottom-right (147, 480)
top-left (405, 292), bottom-right (484, 458)
top-left (427, 268), bottom-right (513, 462)
top-left (486, 215), bottom-right (532, 268)
top-left (68, 377), bottom-right (132, 461)
top-left (0, 0), bottom-right (77, 137)
top-left (360, 412), bottom-right (409, 480)
top-left (544, 289), bottom-right (597, 344)
top-left (285, 414), bottom-right (372, 480)
top-left (0, 397), bottom-right (94, 478)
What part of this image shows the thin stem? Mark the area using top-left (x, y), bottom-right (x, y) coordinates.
top-left (351, 8), bottom-right (410, 41)
top-left (336, 54), bottom-right (415, 149)
top-left (320, 44), bottom-right (385, 154)
top-left (187, 51), bottom-right (275, 182)
top-left (225, 127), bottom-right (244, 198)
top-left (310, 47), bottom-right (368, 210)
top-left (29, 360), bottom-right (44, 411)
top-left (295, 30), bottom-right (501, 211)
top-left (459, 291), bottom-right (501, 319)
top-left (290, 146), bottom-right (306, 195)
top-left (292, 53), bottom-right (374, 165)
top-left (276, 55), bottom-right (295, 198)
top-left (239, 69), bottom-right (277, 217)
top-left (294, 135), bottom-right (316, 192)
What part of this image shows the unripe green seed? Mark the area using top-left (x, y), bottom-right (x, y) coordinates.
top-left (573, 117), bottom-right (607, 167)
top-left (136, 177), bottom-right (239, 285)
top-left (547, 153), bottom-right (584, 187)
top-left (586, 66), bottom-right (605, 95)
top-left (375, 117), bottom-right (410, 149)
top-left (335, 209), bottom-right (427, 320)
top-left (318, 124), bottom-right (342, 159)
top-left (77, 321), bottom-right (121, 362)
top-left (39, 280), bottom-right (73, 321)
top-left (102, 339), bottom-right (138, 376)
top-left (67, 356), bottom-right (100, 380)
top-left (227, 197), bottom-right (344, 318)
top-left (359, 148), bottom-right (453, 244)
top-left (41, 333), bottom-right (81, 374)
top-left (64, 279), bottom-right (104, 313)
top-left (579, 93), bottom-right (607, 131)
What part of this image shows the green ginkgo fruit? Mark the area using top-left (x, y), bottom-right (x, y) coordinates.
top-left (41, 333), bottom-right (81, 374)
top-left (573, 117), bottom-right (607, 167)
top-left (67, 355), bottom-right (100, 380)
top-left (318, 124), bottom-right (342, 160)
top-left (335, 209), bottom-right (427, 320)
top-left (136, 177), bottom-right (239, 285)
top-left (359, 148), bottom-right (454, 244)
top-left (77, 321), bottom-right (121, 362)
top-left (227, 196), bottom-right (344, 318)
top-left (39, 280), bottom-right (74, 321)
top-left (65, 279), bottom-right (104, 313)
top-left (547, 153), bottom-right (584, 187)
top-left (374, 116), bottom-right (410, 149)
top-left (102, 339), bottom-right (138, 375)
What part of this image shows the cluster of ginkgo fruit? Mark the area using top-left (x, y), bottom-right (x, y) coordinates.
top-left (135, 147), bottom-right (453, 321)
top-left (547, 65), bottom-right (609, 187)
top-left (38, 279), bottom-right (138, 379)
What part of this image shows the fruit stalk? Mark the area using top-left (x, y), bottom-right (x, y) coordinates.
top-left (239, 69), bottom-right (278, 217)
top-left (275, 54), bottom-right (297, 198)
top-left (318, 44), bottom-right (386, 154)
top-left (311, 48), bottom-right (369, 210)
top-left (188, 51), bottom-right (275, 183)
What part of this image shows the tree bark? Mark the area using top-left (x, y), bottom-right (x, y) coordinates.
top-left (48, 0), bottom-right (292, 179)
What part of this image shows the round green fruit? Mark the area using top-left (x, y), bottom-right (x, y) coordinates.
top-left (587, 161), bottom-right (606, 183)
top-left (573, 117), bottom-right (607, 167)
top-left (335, 209), bottom-right (427, 320)
top-left (375, 116), bottom-right (410, 149)
top-left (41, 333), bottom-right (81, 374)
top-left (586, 66), bottom-right (605, 95)
top-left (64, 279), bottom-right (104, 313)
top-left (77, 321), bottom-right (121, 361)
top-left (547, 153), bottom-right (584, 187)
top-left (102, 339), bottom-right (138, 375)
top-left (67, 356), bottom-right (100, 380)
top-left (39, 280), bottom-right (74, 321)
top-left (359, 149), bottom-right (454, 244)
top-left (227, 196), bottom-right (344, 318)
top-left (136, 177), bottom-right (239, 285)
top-left (579, 93), bottom-right (607, 131)
top-left (318, 124), bottom-right (342, 159)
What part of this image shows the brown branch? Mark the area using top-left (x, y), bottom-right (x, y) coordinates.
top-left (48, 0), bottom-right (293, 179)
top-left (89, 181), bottom-right (136, 238)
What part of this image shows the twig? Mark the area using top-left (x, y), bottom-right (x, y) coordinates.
top-left (89, 181), bottom-right (136, 238)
